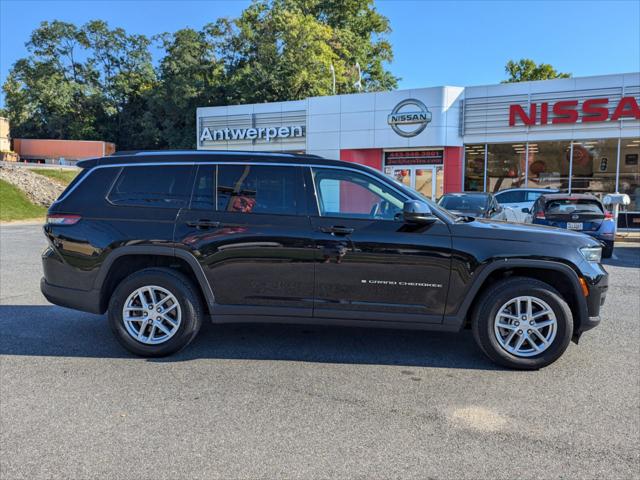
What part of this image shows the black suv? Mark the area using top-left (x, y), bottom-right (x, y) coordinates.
top-left (41, 151), bottom-right (608, 369)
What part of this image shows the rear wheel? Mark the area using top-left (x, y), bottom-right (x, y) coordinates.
top-left (472, 277), bottom-right (573, 370)
top-left (602, 241), bottom-right (614, 259)
top-left (108, 268), bottom-right (204, 357)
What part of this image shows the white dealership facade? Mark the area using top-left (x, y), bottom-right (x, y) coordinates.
top-left (197, 72), bottom-right (640, 228)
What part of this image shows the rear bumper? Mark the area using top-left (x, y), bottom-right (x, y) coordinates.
top-left (40, 278), bottom-right (102, 314)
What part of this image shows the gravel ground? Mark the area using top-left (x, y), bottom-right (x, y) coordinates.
top-left (1, 223), bottom-right (639, 480)
top-left (0, 164), bottom-right (65, 206)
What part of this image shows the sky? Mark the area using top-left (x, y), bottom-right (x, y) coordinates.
top-left (1, 0), bottom-right (639, 107)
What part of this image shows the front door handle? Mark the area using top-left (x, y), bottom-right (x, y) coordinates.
top-left (319, 225), bottom-right (354, 235)
top-left (187, 219), bottom-right (221, 229)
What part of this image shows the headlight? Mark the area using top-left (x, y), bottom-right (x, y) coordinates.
top-left (579, 246), bottom-right (602, 263)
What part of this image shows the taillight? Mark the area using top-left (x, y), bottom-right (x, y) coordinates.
top-left (604, 210), bottom-right (614, 220)
top-left (534, 210), bottom-right (546, 220)
top-left (46, 214), bottom-right (81, 225)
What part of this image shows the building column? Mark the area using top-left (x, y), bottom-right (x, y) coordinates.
top-left (340, 148), bottom-right (383, 170)
top-left (443, 146), bottom-right (463, 193)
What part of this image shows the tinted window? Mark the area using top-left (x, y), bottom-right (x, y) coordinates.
top-left (217, 165), bottom-right (299, 215)
top-left (108, 166), bottom-right (193, 208)
top-left (495, 190), bottom-right (525, 203)
top-left (191, 165), bottom-right (215, 210)
top-left (312, 168), bottom-right (405, 220)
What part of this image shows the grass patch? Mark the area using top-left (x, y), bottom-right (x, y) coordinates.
top-left (31, 168), bottom-right (78, 185)
top-left (0, 179), bottom-right (47, 222)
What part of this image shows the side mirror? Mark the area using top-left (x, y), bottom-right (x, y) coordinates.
top-left (521, 207), bottom-right (530, 214)
top-left (403, 200), bottom-right (438, 224)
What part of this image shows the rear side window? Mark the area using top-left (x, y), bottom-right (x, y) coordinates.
top-left (216, 165), bottom-right (299, 215)
top-left (526, 191), bottom-right (545, 201)
top-left (495, 191), bottom-right (525, 203)
top-left (108, 166), bottom-right (193, 208)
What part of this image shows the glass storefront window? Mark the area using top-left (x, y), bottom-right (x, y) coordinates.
top-left (569, 139), bottom-right (618, 199)
top-left (526, 141), bottom-right (571, 191)
top-left (464, 144), bottom-right (485, 191)
top-left (486, 143), bottom-right (526, 193)
top-left (619, 138), bottom-right (640, 213)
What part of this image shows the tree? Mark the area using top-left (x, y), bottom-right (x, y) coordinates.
top-left (3, 1), bottom-right (398, 149)
top-left (503, 59), bottom-right (571, 83)
top-left (214, 0), bottom-right (398, 104)
top-left (2, 20), bottom-right (156, 149)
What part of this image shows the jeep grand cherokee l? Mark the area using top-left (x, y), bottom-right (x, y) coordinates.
top-left (41, 151), bottom-right (608, 369)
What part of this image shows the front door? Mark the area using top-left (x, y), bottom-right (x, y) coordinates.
top-left (174, 163), bottom-right (316, 317)
top-left (388, 165), bottom-right (444, 201)
top-left (307, 167), bottom-right (452, 324)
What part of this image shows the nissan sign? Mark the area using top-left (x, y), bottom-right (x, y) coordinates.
top-left (387, 99), bottom-right (432, 137)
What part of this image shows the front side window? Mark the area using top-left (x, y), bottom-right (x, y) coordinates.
top-left (216, 164), bottom-right (299, 215)
top-left (108, 165), bottom-right (193, 208)
top-left (312, 168), bottom-right (405, 220)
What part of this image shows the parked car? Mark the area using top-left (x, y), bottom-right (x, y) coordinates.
top-left (530, 193), bottom-right (616, 258)
top-left (438, 192), bottom-right (508, 220)
top-left (494, 188), bottom-right (560, 222)
top-left (41, 151), bottom-right (608, 369)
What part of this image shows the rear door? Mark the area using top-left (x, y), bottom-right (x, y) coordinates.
top-left (543, 198), bottom-right (605, 232)
top-left (175, 163), bottom-right (316, 317)
top-left (307, 166), bottom-right (452, 324)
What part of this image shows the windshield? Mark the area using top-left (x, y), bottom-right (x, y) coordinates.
top-left (438, 194), bottom-right (488, 212)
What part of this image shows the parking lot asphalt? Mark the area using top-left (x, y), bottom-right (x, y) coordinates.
top-left (1, 223), bottom-right (639, 480)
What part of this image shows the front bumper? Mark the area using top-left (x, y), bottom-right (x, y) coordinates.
top-left (40, 278), bottom-right (102, 314)
top-left (574, 267), bottom-right (608, 339)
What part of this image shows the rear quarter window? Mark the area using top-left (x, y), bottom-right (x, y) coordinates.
top-left (108, 165), bottom-right (194, 209)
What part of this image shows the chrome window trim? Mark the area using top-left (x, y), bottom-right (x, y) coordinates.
top-left (54, 161), bottom-right (411, 207)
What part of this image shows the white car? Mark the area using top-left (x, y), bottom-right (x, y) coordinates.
top-left (494, 188), bottom-right (560, 223)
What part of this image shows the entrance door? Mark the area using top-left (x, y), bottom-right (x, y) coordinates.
top-left (388, 165), bottom-right (443, 201)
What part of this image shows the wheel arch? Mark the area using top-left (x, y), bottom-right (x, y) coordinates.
top-left (95, 246), bottom-right (215, 314)
top-left (447, 259), bottom-right (589, 336)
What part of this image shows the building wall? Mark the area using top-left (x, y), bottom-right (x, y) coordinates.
top-left (0, 117), bottom-right (10, 152)
top-left (13, 139), bottom-right (116, 162)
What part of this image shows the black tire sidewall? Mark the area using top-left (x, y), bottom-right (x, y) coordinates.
top-left (108, 269), bottom-right (203, 357)
top-left (474, 280), bottom-right (573, 369)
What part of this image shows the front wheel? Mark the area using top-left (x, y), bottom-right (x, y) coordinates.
top-left (108, 268), bottom-right (204, 357)
top-left (472, 277), bottom-right (573, 370)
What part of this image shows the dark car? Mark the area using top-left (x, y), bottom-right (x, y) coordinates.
top-left (41, 151), bottom-right (608, 370)
top-left (530, 193), bottom-right (616, 258)
top-left (438, 192), bottom-right (506, 220)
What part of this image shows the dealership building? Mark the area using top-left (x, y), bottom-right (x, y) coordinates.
top-left (197, 72), bottom-right (640, 228)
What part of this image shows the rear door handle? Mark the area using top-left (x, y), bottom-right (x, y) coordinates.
top-left (187, 219), bottom-right (221, 229)
top-left (319, 225), bottom-right (354, 235)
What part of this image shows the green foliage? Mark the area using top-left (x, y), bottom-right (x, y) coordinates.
top-left (3, 1), bottom-right (397, 149)
top-left (503, 59), bottom-right (571, 83)
top-left (0, 179), bottom-right (47, 222)
top-left (31, 168), bottom-right (78, 185)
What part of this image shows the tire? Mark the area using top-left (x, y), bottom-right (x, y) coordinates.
top-left (602, 241), bottom-right (614, 259)
top-left (108, 267), bottom-right (204, 357)
top-left (471, 277), bottom-right (573, 370)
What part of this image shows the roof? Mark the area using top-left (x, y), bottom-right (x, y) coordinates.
top-left (76, 150), bottom-right (345, 169)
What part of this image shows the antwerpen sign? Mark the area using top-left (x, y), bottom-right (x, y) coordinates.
top-left (509, 96), bottom-right (640, 126)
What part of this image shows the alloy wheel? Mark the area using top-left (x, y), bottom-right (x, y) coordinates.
top-left (122, 285), bottom-right (182, 345)
top-left (493, 295), bottom-right (557, 357)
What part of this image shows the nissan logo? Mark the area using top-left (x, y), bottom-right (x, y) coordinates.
top-left (571, 214), bottom-right (579, 220)
top-left (387, 99), bottom-right (432, 137)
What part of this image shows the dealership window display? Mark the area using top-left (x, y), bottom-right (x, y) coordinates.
top-left (568, 139), bottom-right (618, 198)
top-left (463, 144), bottom-right (485, 191)
top-left (618, 139), bottom-right (640, 214)
top-left (486, 143), bottom-right (526, 193)
top-left (526, 141), bottom-right (572, 191)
